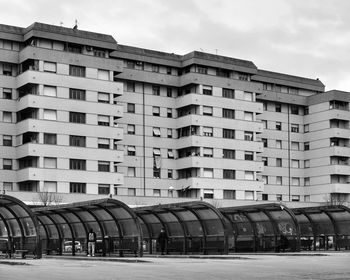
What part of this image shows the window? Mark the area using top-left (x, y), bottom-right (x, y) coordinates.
top-left (262, 175), bottom-right (268, 184)
top-left (292, 177), bottom-right (300, 186)
top-left (304, 106), bottom-right (309, 115)
top-left (43, 109), bottom-right (57, 120)
top-left (44, 133), bottom-right (57, 145)
top-left (126, 82), bottom-right (135, 92)
top-left (262, 157), bottom-right (268, 166)
top-left (262, 138), bottom-right (267, 147)
top-left (203, 189), bottom-right (214, 199)
top-left (304, 142), bottom-right (310, 151)
top-left (153, 148), bottom-right (161, 156)
top-left (3, 88), bottom-right (12, 99)
top-left (203, 147), bottom-right (213, 157)
top-left (203, 106), bottom-right (213, 116)
top-left (304, 177), bottom-right (310, 186)
top-left (223, 149), bottom-right (235, 159)
top-left (222, 190), bottom-right (235, 199)
top-left (222, 88), bottom-right (235, 99)
top-left (276, 158), bottom-right (282, 167)
top-left (152, 85), bottom-right (160, 96)
top-left (291, 105), bottom-right (299, 115)
top-left (276, 194), bottom-right (282, 201)
top-left (276, 121), bottom-right (282, 130)
top-left (167, 149), bottom-right (174, 158)
top-left (3, 63), bottom-right (12, 75)
top-left (98, 161), bottom-right (110, 172)
top-left (127, 103), bottom-right (135, 113)
top-left (168, 169), bottom-right (173, 179)
top-left (203, 126), bottom-right (213, 137)
top-left (166, 67), bottom-right (172, 75)
top-left (167, 108), bottom-right (172, 118)
top-left (262, 120), bottom-right (267, 129)
top-left (97, 69), bottom-right (109, 80)
top-left (3, 135), bottom-right (12, 146)
top-left (245, 191), bottom-right (254, 200)
top-left (291, 124), bottom-right (299, 133)
top-left (98, 92), bottom-right (110, 103)
top-left (244, 111), bottom-right (253, 121)
top-left (153, 168), bottom-right (161, 179)
top-left (304, 160), bottom-right (310, 168)
top-left (69, 65), bottom-right (85, 77)
top-left (244, 91), bottom-right (253, 101)
top-left (263, 102), bottom-right (267, 111)
top-left (3, 159), bottom-right (12, 170)
top-left (69, 112), bottom-right (85, 123)
top-left (166, 87), bottom-right (172, 97)
top-left (97, 115), bottom-right (109, 126)
top-left (127, 146), bottom-right (136, 156)
top-left (98, 184), bottom-right (110, 195)
top-left (44, 157), bottom-right (57, 168)
top-left (167, 128), bottom-right (172, 138)
top-left (3, 112), bottom-right (12, 123)
top-left (203, 85), bottom-right (212, 95)
top-left (70, 135), bottom-right (86, 147)
top-left (223, 109), bottom-right (235, 119)
top-left (245, 171), bottom-right (254, 180)
top-left (153, 127), bottom-right (161, 137)
top-left (69, 88), bottom-right (86, 100)
top-left (223, 129), bottom-right (235, 139)
top-left (70, 182), bottom-right (86, 193)
top-left (244, 151), bottom-right (254, 161)
top-left (304, 124), bottom-right (309, 133)
top-left (276, 176), bottom-right (282, 185)
top-left (262, 194), bottom-right (268, 201)
top-left (203, 168), bottom-right (213, 178)
top-left (127, 167), bottom-right (136, 177)
top-left (126, 61), bottom-right (135, 69)
top-left (292, 195), bottom-right (300, 202)
top-left (127, 124), bottom-right (135, 135)
top-left (98, 138), bottom-right (110, 149)
top-left (276, 140), bottom-right (282, 149)
top-left (292, 159), bottom-right (299, 168)
top-left (197, 66), bottom-right (208, 74)
top-left (43, 61), bottom-right (56, 72)
top-left (152, 64), bottom-right (159, 73)
top-left (69, 159), bottom-right (86, 170)
top-left (128, 188), bottom-right (136, 196)
top-left (43, 86), bottom-right (57, 97)
top-left (275, 103), bottom-right (281, 112)
top-left (152, 106), bottom-right (160, 116)
top-left (291, 142), bottom-right (299, 150)
top-left (245, 131), bottom-right (254, 141)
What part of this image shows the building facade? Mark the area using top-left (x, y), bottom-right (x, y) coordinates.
top-left (1, 22), bottom-right (349, 205)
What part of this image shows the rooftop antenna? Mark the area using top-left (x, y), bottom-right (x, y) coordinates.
top-left (215, 49), bottom-right (218, 55)
top-left (60, 22), bottom-right (63, 27)
top-left (73, 19), bottom-right (78, 30)
top-left (199, 48), bottom-right (203, 52)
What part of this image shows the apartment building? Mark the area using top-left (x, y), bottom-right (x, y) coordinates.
top-left (0, 23), bottom-right (124, 197)
top-left (1, 22), bottom-right (349, 205)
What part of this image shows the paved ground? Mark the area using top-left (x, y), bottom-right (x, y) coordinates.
top-left (0, 253), bottom-right (349, 280)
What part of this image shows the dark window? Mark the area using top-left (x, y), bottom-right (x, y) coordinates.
top-left (44, 133), bottom-right (57, 145)
top-left (223, 169), bottom-right (235, 179)
top-left (98, 161), bottom-right (110, 172)
top-left (244, 152), bottom-right (254, 161)
top-left (168, 169), bottom-right (173, 179)
top-left (69, 112), bottom-right (86, 123)
top-left (127, 124), bottom-right (135, 135)
top-left (166, 67), bottom-right (172, 75)
top-left (70, 135), bottom-right (86, 147)
top-left (69, 159), bottom-right (86, 170)
top-left (98, 184), bottom-right (110, 195)
top-left (304, 142), bottom-right (310, 151)
top-left (69, 88), bottom-right (86, 100)
top-left (223, 149), bottom-right (235, 159)
top-left (3, 135), bottom-right (12, 146)
top-left (222, 88), bottom-right (235, 99)
top-left (291, 105), bottom-right (299, 115)
top-left (127, 103), bottom-right (135, 113)
top-left (276, 122), bottom-right (282, 130)
top-left (167, 108), bottom-right (172, 118)
top-left (70, 182), bottom-right (86, 193)
top-left (291, 124), bottom-right (299, 133)
top-left (223, 109), bottom-right (235, 119)
top-left (152, 64), bottom-right (159, 73)
top-left (197, 66), bottom-right (208, 74)
top-left (223, 129), bottom-right (235, 139)
top-left (223, 190), bottom-right (235, 199)
top-left (126, 61), bottom-right (135, 69)
top-left (203, 86), bottom-right (212, 95)
top-left (126, 82), bottom-right (135, 92)
top-left (275, 103), bottom-right (281, 112)
top-left (152, 85), bottom-right (160, 96)
top-left (3, 159), bottom-right (12, 170)
top-left (167, 87), bottom-right (172, 97)
top-left (262, 194), bottom-right (268, 201)
top-left (3, 88), bottom-right (12, 99)
top-left (69, 65), bottom-right (85, 77)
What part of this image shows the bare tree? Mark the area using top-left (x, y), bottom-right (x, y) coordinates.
top-left (324, 193), bottom-right (347, 207)
top-left (35, 191), bottom-right (63, 206)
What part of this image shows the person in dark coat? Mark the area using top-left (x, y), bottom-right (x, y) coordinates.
top-left (157, 228), bottom-right (168, 255)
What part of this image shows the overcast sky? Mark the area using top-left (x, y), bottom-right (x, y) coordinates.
top-left (1, 0), bottom-right (349, 91)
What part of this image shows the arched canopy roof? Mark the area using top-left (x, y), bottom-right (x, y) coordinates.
top-left (220, 203), bottom-right (299, 237)
top-left (134, 201), bottom-right (227, 239)
top-left (291, 205), bottom-right (350, 236)
top-left (33, 198), bottom-right (142, 242)
top-left (0, 194), bottom-right (41, 258)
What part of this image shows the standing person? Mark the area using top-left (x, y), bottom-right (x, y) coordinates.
top-left (87, 228), bottom-right (96, 257)
top-left (157, 228), bottom-right (168, 255)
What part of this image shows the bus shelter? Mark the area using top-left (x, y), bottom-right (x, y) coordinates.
top-left (292, 205), bottom-right (350, 251)
top-left (32, 198), bottom-right (142, 257)
top-left (0, 194), bottom-right (41, 258)
top-left (134, 201), bottom-right (228, 255)
top-left (220, 204), bottom-right (300, 252)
